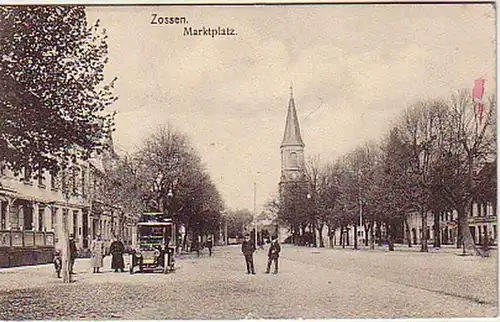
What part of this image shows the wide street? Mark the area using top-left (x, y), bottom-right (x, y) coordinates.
top-left (0, 245), bottom-right (497, 320)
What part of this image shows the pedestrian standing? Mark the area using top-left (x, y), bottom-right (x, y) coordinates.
top-left (53, 250), bottom-right (62, 278)
top-left (266, 235), bottom-right (280, 274)
top-left (206, 237), bottom-right (213, 256)
top-left (192, 238), bottom-right (201, 256)
top-left (109, 236), bottom-right (125, 272)
top-left (241, 234), bottom-right (256, 275)
top-left (159, 237), bottom-right (171, 269)
top-left (69, 234), bottom-right (78, 274)
top-left (90, 235), bottom-right (105, 273)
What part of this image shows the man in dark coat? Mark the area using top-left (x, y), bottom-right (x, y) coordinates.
top-left (206, 237), bottom-right (213, 256)
top-left (158, 237), bottom-right (171, 268)
top-left (109, 237), bottom-right (125, 272)
top-left (266, 235), bottom-right (281, 274)
top-left (241, 234), bottom-right (256, 274)
top-left (69, 234), bottom-right (78, 274)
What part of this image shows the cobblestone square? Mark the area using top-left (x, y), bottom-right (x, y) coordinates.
top-left (0, 245), bottom-right (497, 320)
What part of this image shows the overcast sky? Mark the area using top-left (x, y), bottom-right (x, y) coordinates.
top-left (86, 4), bottom-right (496, 214)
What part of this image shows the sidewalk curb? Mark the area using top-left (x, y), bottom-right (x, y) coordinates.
top-left (0, 258), bottom-right (91, 273)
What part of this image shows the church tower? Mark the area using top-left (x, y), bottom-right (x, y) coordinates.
top-left (280, 86), bottom-right (305, 184)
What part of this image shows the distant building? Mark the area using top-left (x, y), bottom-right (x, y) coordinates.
top-left (405, 203), bottom-right (496, 246)
top-left (403, 161), bottom-right (497, 247)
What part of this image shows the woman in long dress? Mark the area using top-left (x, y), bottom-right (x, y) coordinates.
top-left (91, 235), bottom-right (105, 273)
top-left (109, 237), bottom-right (125, 272)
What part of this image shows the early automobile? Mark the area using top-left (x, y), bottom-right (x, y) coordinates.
top-left (129, 212), bottom-right (175, 274)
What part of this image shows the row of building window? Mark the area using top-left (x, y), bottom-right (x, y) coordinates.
top-left (0, 162), bottom-right (105, 199)
top-left (24, 167), bottom-right (88, 198)
top-left (470, 202), bottom-right (495, 217)
top-left (409, 225), bottom-right (497, 244)
top-left (411, 203), bottom-right (495, 223)
top-left (0, 203), bottom-right (115, 236)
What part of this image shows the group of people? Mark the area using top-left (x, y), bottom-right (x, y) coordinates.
top-left (55, 233), bottom-right (280, 277)
top-left (190, 237), bottom-right (214, 256)
top-left (241, 234), bottom-right (281, 275)
top-left (90, 235), bottom-right (127, 273)
top-left (54, 234), bottom-right (127, 278)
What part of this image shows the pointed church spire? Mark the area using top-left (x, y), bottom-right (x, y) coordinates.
top-left (281, 87), bottom-right (305, 148)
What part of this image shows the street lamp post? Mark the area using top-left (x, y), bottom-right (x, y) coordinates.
top-left (167, 188), bottom-right (177, 252)
top-left (306, 193), bottom-right (311, 246)
top-left (254, 181), bottom-right (257, 249)
top-left (359, 197), bottom-right (363, 246)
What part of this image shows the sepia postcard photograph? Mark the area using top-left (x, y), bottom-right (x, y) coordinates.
top-left (0, 0), bottom-right (497, 320)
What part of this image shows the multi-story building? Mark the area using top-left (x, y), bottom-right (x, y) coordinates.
top-left (0, 161), bottom-right (116, 250)
top-left (404, 161), bottom-right (497, 246)
top-left (405, 202), bottom-right (497, 246)
top-left (0, 137), bottom-right (134, 267)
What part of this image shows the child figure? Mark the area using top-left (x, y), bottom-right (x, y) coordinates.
top-left (53, 250), bottom-right (62, 278)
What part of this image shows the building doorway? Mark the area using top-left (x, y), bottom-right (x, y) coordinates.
top-left (0, 201), bottom-right (6, 230)
top-left (23, 202), bottom-right (33, 230)
top-left (82, 211), bottom-right (89, 248)
top-left (469, 226), bottom-right (476, 244)
top-left (38, 206), bottom-right (44, 231)
top-left (92, 218), bottom-right (99, 239)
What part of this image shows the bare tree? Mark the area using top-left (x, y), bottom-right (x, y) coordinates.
top-left (278, 180), bottom-right (310, 245)
top-left (396, 100), bottom-right (448, 252)
top-left (304, 155), bottom-right (328, 247)
top-left (434, 91), bottom-right (496, 256)
top-left (377, 128), bottom-right (417, 249)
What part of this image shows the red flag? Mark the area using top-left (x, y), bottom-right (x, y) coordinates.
top-left (473, 78), bottom-right (485, 100)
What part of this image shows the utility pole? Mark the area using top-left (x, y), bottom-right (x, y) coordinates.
top-left (254, 181), bottom-right (257, 249)
top-left (61, 209), bottom-right (70, 283)
top-left (61, 185), bottom-right (72, 283)
top-left (224, 215), bottom-right (228, 246)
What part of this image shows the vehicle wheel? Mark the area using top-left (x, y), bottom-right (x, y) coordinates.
top-left (139, 265), bottom-right (143, 273)
top-left (129, 254), bottom-right (134, 274)
top-left (163, 253), bottom-right (169, 274)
